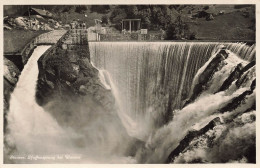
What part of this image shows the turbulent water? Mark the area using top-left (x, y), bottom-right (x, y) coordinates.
top-left (5, 46), bottom-right (134, 163)
top-left (89, 42), bottom-right (255, 140)
top-left (5, 42), bottom-right (255, 163)
top-left (4, 46), bottom-right (73, 163)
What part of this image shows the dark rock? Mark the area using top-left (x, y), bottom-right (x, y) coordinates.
top-left (3, 58), bottom-right (21, 126)
top-left (235, 61), bottom-right (255, 88)
top-left (60, 72), bottom-right (77, 83)
top-left (217, 60), bottom-right (256, 93)
top-left (250, 78), bottom-right (256, 91)
top-left (67, 50), bottom-right (79, 63)
top-left (73, 77), bottom-right (91, 89)
top-left (46, 80), bottom-right (55, 89)
top-left (36, 30), bottom-right (115, 119)
top-left (4, 78), bottom-right (14, 111)
top-left (198, 49), bottom-right (228, 84)
top-left (166, 117), bottom-right (221, 163)
top-left (223, 101), bottom-right (256, 124)
top-left (217, 63), bottom-right (243, 92)
top-left (218, 87), bottom-right (254, 114)
top-left (184, 48), bottom-right (228, 107)
top-left (235, 69), bottom-right (255, 88)
top-left (244, 144), bottom-right (256, 163)
top-left (79, 85), bottom-right (87, 95)
top-left (71, 63), bottom-right (80, 75)
top-left (4, 58), bottom-right (20, 85)
top-left (45, 69), bottom-right (56, 83)
top-left (78, 58), bottom-right (98, 77)
top-left (4, 55), bottom-right (24, 71)
top-left (242, 60), bottom-right (255, 73)
top-left (206, 14), bottom-right (214, 21)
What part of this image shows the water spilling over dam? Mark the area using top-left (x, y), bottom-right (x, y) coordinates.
top-left (5, 42), bottom-right (256, 163)
top-left (89, 42), bottom-right (255, 140)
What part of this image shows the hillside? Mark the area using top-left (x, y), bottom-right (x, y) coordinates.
top-left (186, 6), bottom-right (255, 40)
top-left (3, 5), bottom-right (255, 41)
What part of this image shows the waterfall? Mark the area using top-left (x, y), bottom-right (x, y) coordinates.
top-left (5, 42), bottom-right (255, 163)
top-left (6, 46), bottom-right (64, 159)
top-left (5, 46), bottom-right (136, 163)
top-left (5, 46), bottom-right (80, 163)
top-left (89, 42), bottom-right (255, 139)
top-left (89, 42), bottom-right (255, 163)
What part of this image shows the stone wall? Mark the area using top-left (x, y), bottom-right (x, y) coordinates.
top-left (99, 32), bottom-right (163, 41)
top-left (21, 30), bottom-right (67, 65)
top-left (38, 29), bottom-right (89, 74)
top-left (62, 29), bottom-right (88, 48)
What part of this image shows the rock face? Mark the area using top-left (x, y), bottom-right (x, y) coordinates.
top-left (36, 31), bottom-right (116, 128)
top-left (184, 47), bottom-right (229, 107)
top-left (5, 16), bottom-right (61, 31)
top-left (166, 48), bottom-right (256, 163)
top-left (166, 117), bottom-right (221, 163)
top-left (3, 58), bottom-right (21, 128)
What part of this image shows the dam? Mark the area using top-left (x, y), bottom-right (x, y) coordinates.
top-left (4, 38), bottom-right (256, 163)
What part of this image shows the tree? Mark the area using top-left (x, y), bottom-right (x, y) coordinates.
top-left (75, 6), bottom-right (88, 14)
top-left (109, 5), bottom-right (180, 31)
top-left (109, 7), bottom-right (127, 29)
top-left (165, 15), bottom-right (196, 40)
top-left (90, 5), bottom-right (110, 13)
top-left (62, 6), bottom-right (76, 13)
top-left (101, 15), bottom-right (109, 25)
top-left (203, 6), bottom-right (209, 10)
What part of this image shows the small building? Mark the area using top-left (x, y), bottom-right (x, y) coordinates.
top-left (94, 19), bottom-right (102, 25)
top-left (24, 7), bottom-right (53, 18)
top-left (94, 19), bottom-right (102, 33)
top-left (121, 19), bottom-right (141, 33)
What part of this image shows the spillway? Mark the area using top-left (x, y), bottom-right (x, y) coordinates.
top-left (4, 46), bottom-right (72, 163)
top-left (5, 42), bottom-right (256, 163)
top-left (89, 42), bottom-right (255, 140)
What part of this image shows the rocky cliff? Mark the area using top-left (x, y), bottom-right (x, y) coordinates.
top-left (166, 47), bottom-right (256, 163)
top-left (3, 58), bottom-right (20, 123)
top-left (36, 30), bottom-right (116, 129)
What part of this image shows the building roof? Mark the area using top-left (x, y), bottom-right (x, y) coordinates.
top-left (31, 8), bottom-right (52, 17)
top-left (94, 19), bottom-right (102, 22)
top-left (122, 19), bottom-right (141, 21)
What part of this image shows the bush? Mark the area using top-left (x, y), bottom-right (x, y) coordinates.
top-left (189, 32), bottom-right (197, 40)
top-left (109, 5), bottom-right (177, 31)
top-left (203, 6), bottom-right (209, 10)
top-left (75, 6), bottom-right (88, 14)
top-left (234, 5), bottom-right (252, 9)
top-left (165, 15), bottom-right (190, 40)
top-left (90, 5), bottom-right (110, 13)
top-left (109, 7), bottom-right (127, 30)
top-left (101, 15), bottom-right (109, 25)
top-left (62, 6), bottom-right (76, 13)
